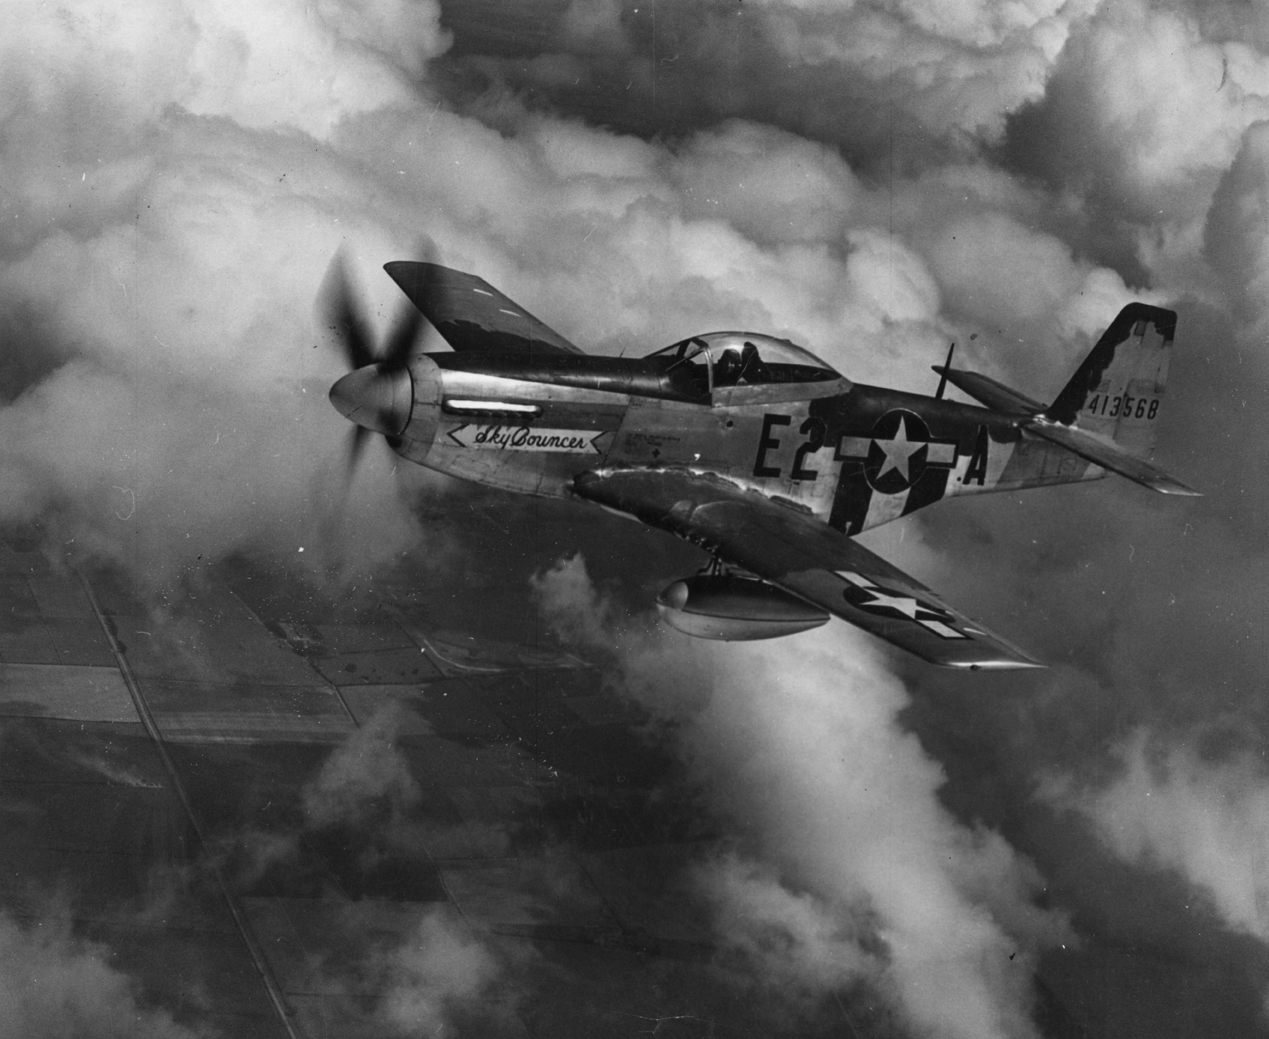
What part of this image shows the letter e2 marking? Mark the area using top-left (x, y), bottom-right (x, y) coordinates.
top-left (791, 416), bottom-right (826, 481)
top-left (754, 414), bottom-right (791, 477)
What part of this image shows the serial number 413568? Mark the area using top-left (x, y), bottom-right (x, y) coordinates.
top-left (1088, 394), bottom-right (1159, 420)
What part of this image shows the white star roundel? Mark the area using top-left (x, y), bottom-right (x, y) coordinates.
top-left (836, 409), bottom-right (958, 494)
top-left (835, 570), bottom-right (969, 639)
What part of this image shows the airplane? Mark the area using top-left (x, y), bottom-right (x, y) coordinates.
top-left (323, 255), bottom-right (1197, 670)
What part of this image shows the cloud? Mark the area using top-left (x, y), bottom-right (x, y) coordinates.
top-left (273, 708), bottom-right (520, 1035)
top-left (0, 0), bottom-right (454, 592)
top-left (1, 0), bottom-right (448, 139)
top-left (1206, 120), bottom-right (1269, 336)
top-left (750, 0), bottom-right (1080, 142)
top-left (1003, 0), bottom-right (1269, 297)
top-left (1046, 729), bottom-right (1269, 942)
top-left (698, 853), bottom-right (878, 988)
top-left (302, 702), bottom-right (421, 829)
top-left (0, 0), bottom-right (1162, 601)
top-left (10, 0), bottom-right (1269, 1032)
top-left (0, 908), bottom-right (195, 1039)
top-left (533, 553), bottom-right (1069, 1039)
top-left (450, 0), bottom-right (1095, 163)
top-left (669, 120), bottom-right (864, 246)
top-left (375, 906), bottom-right (509, 1036)
top-left (1072, 1), bottom-right (1269, 199)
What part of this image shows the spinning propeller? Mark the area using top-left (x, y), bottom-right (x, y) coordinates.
top-left (321, 250), bottom-right (421, 476)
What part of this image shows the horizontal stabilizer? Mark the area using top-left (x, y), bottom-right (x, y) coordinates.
top-left (931, 366), bottom-right (1044, 416)
top-left (1024, 420), bottom-right (1200, 496)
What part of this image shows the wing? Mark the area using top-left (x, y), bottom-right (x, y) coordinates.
top-left (384, 261), bottom-right (584, 356)
top-left (572, 469), bottom-right (1044, 669)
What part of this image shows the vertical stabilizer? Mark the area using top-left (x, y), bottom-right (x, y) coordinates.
top-left (1044, 303), bottom-right (1176, 456)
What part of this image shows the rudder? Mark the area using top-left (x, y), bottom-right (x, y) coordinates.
top-left (1043, 303), bottom-right (1177, 456)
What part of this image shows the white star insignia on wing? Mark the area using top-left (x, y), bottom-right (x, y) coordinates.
top-left (856, 587), bottom-right (924, 618)
top-left (833, 570), bottom-right (970, 639)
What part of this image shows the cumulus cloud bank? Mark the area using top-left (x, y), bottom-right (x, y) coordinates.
top-left (0, 0), bottom-right (454, 589)
top-left (376, 905), bottom-right (508, 1036)
top-left (0, 908), bottom-right (193, 1039)
top-left (534, 554), bottom-right (1069, 1038)
top-left (0, 0), bottom-right (1167, 599)
top-left (1048, 730), bottom-right (1269, 943)
top-left (9, 0), bottom-right (1269, 1032)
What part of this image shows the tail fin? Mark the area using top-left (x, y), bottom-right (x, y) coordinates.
top-left (1028, 302), bottom-right (1198, 496)
top-left (1043, 303), bottom-right (1176, 456)
top-left (929, 303), bottom-right (1197, 495)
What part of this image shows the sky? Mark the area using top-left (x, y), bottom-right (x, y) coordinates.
top-left (5, 0), bottom-right (1269, 1035)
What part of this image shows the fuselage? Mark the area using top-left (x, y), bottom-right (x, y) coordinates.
top-left (383, 333), bottom-right (1103, 537)
top-left (322, 269), bottom-right (1188, 665)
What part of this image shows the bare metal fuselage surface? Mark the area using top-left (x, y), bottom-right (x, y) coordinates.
top-left (325, 258), bottom-right (1191, 667)
top-left (393, 351), bottom-right (1100, 537)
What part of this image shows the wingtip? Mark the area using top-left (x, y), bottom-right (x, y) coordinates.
top-left (383, 259), bottom-right (417, 281)
top-left (384, 258), bottom-right (442, 278)
top-left (946, 659), bottom-right (1048, 672)
top-left (383, 260), bottom-right (443, 309)
top-left (1147, 475), bottom-right (1202, 496)
top-left (382, 260), bottom-right (411, 288)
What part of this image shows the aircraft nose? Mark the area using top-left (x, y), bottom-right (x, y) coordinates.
top-left (329, 364), bottom-right (413, 437)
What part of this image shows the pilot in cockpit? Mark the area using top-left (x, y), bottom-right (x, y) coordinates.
top-left (736, 342), bottom-right (766, 384)
top-left (714, 341), bottom-right (767, 387)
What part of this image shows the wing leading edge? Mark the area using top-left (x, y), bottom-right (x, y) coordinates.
top-left (384, 261), bottom-right (584, 356)
top-left (572, 469), bottom-right (1044, 669)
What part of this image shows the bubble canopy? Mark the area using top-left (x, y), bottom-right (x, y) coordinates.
top-left (645, 332), bottom-right (842, 389)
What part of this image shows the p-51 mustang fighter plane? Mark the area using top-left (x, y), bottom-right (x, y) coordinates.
top-left (324, 256), bottom-right (1197, 669)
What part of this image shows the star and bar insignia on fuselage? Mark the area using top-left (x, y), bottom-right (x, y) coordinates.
top-left (835, 409), bottom-right (959, 495)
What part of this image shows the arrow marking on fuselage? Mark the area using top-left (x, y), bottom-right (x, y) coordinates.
top-left (445, 424), bottom-right (607, 454)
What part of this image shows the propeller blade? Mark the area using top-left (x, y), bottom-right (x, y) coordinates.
top-left (329, 425), bottom-right (372, 515)
top-left (383, 305), bottom-right (423, 369)
top-left (319, 251), bottom-right (376, 370)
top-left (324, 242), bottom-right (431, 508)
top-left (347, 423), bottom-right (371, 473)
